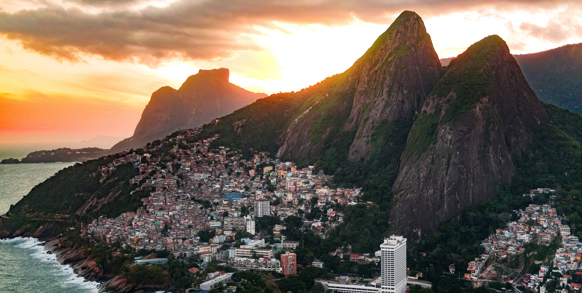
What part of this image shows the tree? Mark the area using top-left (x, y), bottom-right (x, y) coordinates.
top-left (310, 197), bottom-right (318, 206)
top-left (311, 282), bottom-right (325, 293)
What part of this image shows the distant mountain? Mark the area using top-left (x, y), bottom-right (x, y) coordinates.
top-left (514, 44), bottom-right (582, 115)
top-left (0, 147), bottom-right (107, 164)
top-left (111, 68), bottom-right (265, 152)
top-left (441, 43), bottom-right (582, 115)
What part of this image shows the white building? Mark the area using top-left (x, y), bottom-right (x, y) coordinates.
top-left (318, 235), bottom-right (408, 293)
top-left (255, 200), bottom-right (270, 218)
top-left (380, 236), bottom-right (407, 293)
top-left (246, 218), bottom-right (256, 235)
top-left (200, 272), bottom-right (233, 290)
top-left (235, 248), bottom-right (272, 258)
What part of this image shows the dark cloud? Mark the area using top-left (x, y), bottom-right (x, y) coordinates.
top-left (0, 0), bottom-right (578, 64)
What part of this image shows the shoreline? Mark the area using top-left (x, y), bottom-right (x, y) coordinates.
top-left (0, 160), bottom-right (83, 165)
top-left (0, 234), bottom-right (127, 293)
top-left (0, 233), bottom-right (174, 293)
top-left (0, 236), bottom-right (105, 292)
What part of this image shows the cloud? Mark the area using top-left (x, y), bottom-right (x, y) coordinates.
top-left (520, 17), bottom-right (582, 43)
top-left (0, 0), bottom-right (579, 64)
top-left (69, 0), bottom-right (143, 7)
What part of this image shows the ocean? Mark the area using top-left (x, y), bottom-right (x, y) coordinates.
top-left (0, 162), bottom-right (74, 214)
top-left (0, 238), bottom-right (100, 292)
top-left (0, 146), bottom-right (97, 292)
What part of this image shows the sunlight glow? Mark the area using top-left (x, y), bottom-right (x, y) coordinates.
top-left (1, 4), bottom-right (581, 144)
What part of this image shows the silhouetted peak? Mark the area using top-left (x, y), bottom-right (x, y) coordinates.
top-left (197, 68), bottom-right (230, 82)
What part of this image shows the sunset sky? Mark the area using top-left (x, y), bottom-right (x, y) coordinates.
top-left (1, 0), bottom-right (581, 147)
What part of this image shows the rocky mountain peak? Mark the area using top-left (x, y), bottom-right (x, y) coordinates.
top-left (390, 35), bottom-right (548, 239)
top-left (194, 68), bottom-right (230, 82)
top-left (179, 68), bottom-right (230, 92)
top-left (343, 10), bottom-right (442, 161)
top-left (110, 68), bottom-right (264, 152)
top-left (275, 11), bottom-right (442, 161)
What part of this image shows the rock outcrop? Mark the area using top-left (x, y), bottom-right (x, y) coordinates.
top-left (390, 35), bottom-right (549, 239)
top-left (276, 11), bottom-right (442, 161)
top-left (111, 68), bottom-right (264, 152)
top-left (343, 11), bottom-right (442, 161)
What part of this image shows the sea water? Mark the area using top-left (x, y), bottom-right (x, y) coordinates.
top-left (0, 146), bottom-right (95, 292)
top-left (0, 162), bottom-right (74, 214)
top-left (0, 237), bottom-right (99, 292)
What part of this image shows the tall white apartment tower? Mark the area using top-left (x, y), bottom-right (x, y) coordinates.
top-left (246, 218), bottom-right (256, 235)
top-left (380, 235), bottom-right (407, 293)
top-left (254, 200), bottom-right (270, 218)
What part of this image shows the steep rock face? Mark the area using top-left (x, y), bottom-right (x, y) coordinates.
top-left (390, 35), bottom-right (549, 239)
top-left (111, 68), bottom-right (264, 152)
top-left (277, 11), bottom-right (442, 161)
top-left (345, 11), bottom-right (442, 161)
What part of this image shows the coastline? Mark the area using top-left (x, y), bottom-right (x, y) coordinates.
top-left (0, 236), bottom-right (103, 292)
top-left (0, 230), bottom-right (174, 293)
top-left (0, 231), bottom-right (132, 293)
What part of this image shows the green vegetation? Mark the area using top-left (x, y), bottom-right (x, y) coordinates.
top-left (324, 204), bottom-right (391, 253)
top-left (409, 103), bottom-right (582, 291)
top-left (516, 44), bottom-right (582, 116)
top-left (404, 35), bottom-right (507, 159)
top-left (403, 110), bottom-right (439, 159)
top-left (316, 120), bottom-right (412, 205)
top-left (231, 270), bottom-right (279, 293)
top-left (194, 90), bottom-right (312, 154)
top-left (430, 36), bottom-right (503, 124)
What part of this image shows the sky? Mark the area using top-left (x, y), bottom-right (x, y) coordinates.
top-left (0, 0), bottom-right (581, 148)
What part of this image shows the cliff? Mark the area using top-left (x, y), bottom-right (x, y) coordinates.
top-left (276, 11), bottom-right (442, 161)
top-left (390, 35), bottom-right (549, 239)
top-left (111, 68), bottom-right (264, 152)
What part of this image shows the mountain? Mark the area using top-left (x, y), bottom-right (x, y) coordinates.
top-left (4, 10), bottom-right (582, 245)
top-left (0, 147), bottom-right (107, 164)
top-left (514, 44), bottom-right (582, 115)
top-left (111, 68), bottom-right (265, 152)
top-left (277, 11), bottom-right (442, 162)
top-left (441, 44), bottom-right (582, 115)
top-left (390, 35), bottom-right (549, 238)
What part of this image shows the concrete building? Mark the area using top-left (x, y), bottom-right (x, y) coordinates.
top-left (282, 240), bottom-right (299, 250)
top-left (223, 217), bottom-right (246, 231)
top-left (312, 259), bottom-right (324, 268)
top-left (317, 236), bottom-right (407, 293)
top-left (228, 257), bottom-right (282, 273)
top-left (246, 218), bottom-right (256, 235)
top-left (281, 251), bottom-right (297, 277)
top-left (380, 235), bottom-right (407, 293)
top-left (235, 248), bottom-right (272, 258)
top-left (255, 200), bottom-right (270, 218)
top-left (199, 272), bottom-right (233, 290)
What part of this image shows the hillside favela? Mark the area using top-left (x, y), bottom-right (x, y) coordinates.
top-left (1, 1), bottom-right (582, 293)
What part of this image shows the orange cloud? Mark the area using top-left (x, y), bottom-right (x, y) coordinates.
top-left (0, 0), bottom-right (579, 65)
